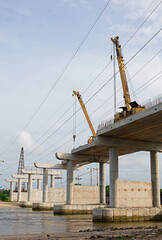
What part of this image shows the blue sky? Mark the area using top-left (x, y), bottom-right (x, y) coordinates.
top-left (0, 0), bottom-right (161, 189)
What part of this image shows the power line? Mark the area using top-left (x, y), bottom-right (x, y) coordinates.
top-left (86, 28), bottom-right (162, 106)
top-left (3, 69), bottom-right (161, 172)
top-left (123, 1), bottom-right (162, 48)
top-left (24, 28), bottom-right (162, 158)
top-left (10, 0), bottom-right (161, 156)
top-left (3, 4), bottom-right (162, 172)
top-left (2, 0), bottom-right (111, 155)
top-left (28, 71), bottom-right (162, 165)
top-left (120, 0), bottom-right (159, 41)
top-left (2, 43), bottom-right (161, 172)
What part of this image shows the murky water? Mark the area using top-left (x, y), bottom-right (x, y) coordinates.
top-left (0, 208), bottom-right (161, 235)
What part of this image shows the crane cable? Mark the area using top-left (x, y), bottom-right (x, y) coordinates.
top-left (73, 93), bottom-right (77, 148)
top-left (113, 41), bottom-right (117, 115)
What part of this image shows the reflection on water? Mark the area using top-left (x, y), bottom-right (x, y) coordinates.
top-left (0, 208), bottom-right (161, 235)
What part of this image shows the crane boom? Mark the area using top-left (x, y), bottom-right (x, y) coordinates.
top-left (111, 36), bottom-right (131, 111)
top-left (73, 91), bottom-right (96, 142)
top-left (111, 36), bottom-right (145, 122)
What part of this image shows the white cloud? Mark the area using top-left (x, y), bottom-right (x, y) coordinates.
top-left (18, 131), bottom-right (43, 154)
top-left (61, 0), bottom-right (76, 7)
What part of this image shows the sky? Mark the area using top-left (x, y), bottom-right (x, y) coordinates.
top-left (0, 0), bottom-right (161, 189)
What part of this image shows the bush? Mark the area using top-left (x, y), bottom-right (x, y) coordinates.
top-left (0, 189), bottom-right (9, 202)
top-left (106, 185), bottom-right (110, 196)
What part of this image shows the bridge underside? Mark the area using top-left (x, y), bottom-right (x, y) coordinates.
top-left (71, 103), bottom-right (162, 158)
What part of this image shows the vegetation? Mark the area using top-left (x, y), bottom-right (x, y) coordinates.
top-left (0, 189), bottom-right (10, 202)
top-left (106, 185), bottom-right (110, 196)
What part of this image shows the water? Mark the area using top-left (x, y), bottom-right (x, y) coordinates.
top-left (0, 208), bottom-right (161, 235)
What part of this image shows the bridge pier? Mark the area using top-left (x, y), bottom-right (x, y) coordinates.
top-left (150, 151), bottom-right (160, 207)
top-left (109, 147), bottom-right (119, 208)
top-left (99, 162), bottom-right (105, 204)
top-left (66, 160), bottom-right (74, 204)
top-left (27, 174), bottom-right (32, 202)
top-left (43, 168), bottom-right (48, 203)
top-left (50, 175), bottom-right (55, 188)
top-left (10, 181), bottom-right (14, 201)
top-left (37, 179), bottom-right (41, 189)
top-left (17, 178), bottom-right (22, 202)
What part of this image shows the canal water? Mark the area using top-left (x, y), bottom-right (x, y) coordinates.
top-left (0, 208), bottom-right (161, 235)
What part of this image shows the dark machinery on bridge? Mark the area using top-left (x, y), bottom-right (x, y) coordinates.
top-left (111, 36), bottom-right (146, 122)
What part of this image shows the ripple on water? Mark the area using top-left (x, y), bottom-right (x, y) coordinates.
top-left (0, 207), bottom-right (161, 235)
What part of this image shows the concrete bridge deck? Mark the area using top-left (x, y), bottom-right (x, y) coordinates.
top-left (71, 103), bottom-right (162, 158)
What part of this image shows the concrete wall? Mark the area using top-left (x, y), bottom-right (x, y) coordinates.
top-left (12, 190), bottom-right (42, 202)
top-left (31, 189), bottom-right (42, 203)
top-left (48, 188), bottom-right (66, 204)
top-left (118, 181), bottom-right (152, 208)
top-left (12, 186), bottom-right (100, 204)
top-left (73, 186), bottom-right (100, 204)
top-left (12, 192), bottom-right (27, 202)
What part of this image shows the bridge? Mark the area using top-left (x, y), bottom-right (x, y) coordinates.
top-left (55, 103), bottom-right (162, 219)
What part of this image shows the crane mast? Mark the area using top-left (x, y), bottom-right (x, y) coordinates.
top-left (73, 91), bottom-right (96, 143)
top-left (111, 36), bottom-right (145, 122)
top-left (111, 36), bottom-right (131, 111)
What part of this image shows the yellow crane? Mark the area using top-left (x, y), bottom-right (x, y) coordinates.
top-left (73, 91), bottom-right (96, 143)
top-left (111, 36), bottom-right (146, 122)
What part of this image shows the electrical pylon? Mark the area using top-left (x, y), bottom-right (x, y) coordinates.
top-left (15, 147), bottom-right (25, 192)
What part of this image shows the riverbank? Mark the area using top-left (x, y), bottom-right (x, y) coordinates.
top-left (0, 201), bottom-right (19, 208)
top-left (0, 226), bottom-right (161, 239)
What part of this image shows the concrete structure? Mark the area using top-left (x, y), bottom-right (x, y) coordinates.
top-left (65, 103), bottom-right (162, 219)
top-left (66, 160), bottom-right (73, 204)
top-left (21, 168), bottom-right (61, 204)
top-left (22, 168), bottom-right (60, 190)
top-left (33, 162), bottom-right (82, 210)
top-left (56, 153), bottom-right (108, 205)
top-left (54, 204), bottom-right (105, 215)
top-left (118, 181), bottom-right (152, 207)
top-left (37, 179), bottom-right (41, 189)
top-left (150, 151), bottom-right (160, 207)
top-left (32, 163), bottom-right (68, 208)
top-left (99, 163), bottom-right (106, 204)
top-left (109, 147), bottom-right (119, 208)
top-left (34, 162), bottom-right (102, 211)
top-left (93, 207), bottom-right (162, 222)
top-left (5, 178), bottom-right (28, 201)
top-left (12, 174), bottom-right (43, 202)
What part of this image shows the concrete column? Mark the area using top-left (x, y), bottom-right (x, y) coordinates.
top-left (150, 151), bottom-right (160, 207)
top-left (37, 179), bottom-right (41, 189)
top-left (99, 162), bottom-right (106, 204)
top-left (10, 182), bottom-right (14, 201)
top-left (43, 168), bottom-right (48, 203)
top-left (27, 174), bottom-right (32, 202)
top-left (50, 175), bottom-right (55, 188)
top-left (66, 160), bottom-right (74, 204)
top-left (17, 178), bottom-right (22, 202)
top-left (109, 147), bottom-right (119, 208)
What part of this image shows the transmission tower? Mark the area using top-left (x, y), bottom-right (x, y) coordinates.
top-left (15, 147), bottom-right (25, 192)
